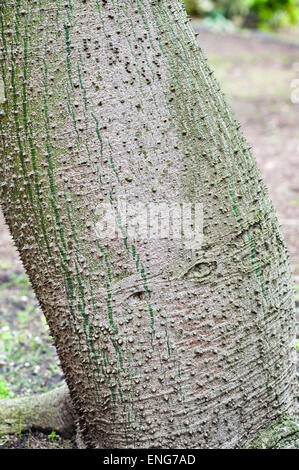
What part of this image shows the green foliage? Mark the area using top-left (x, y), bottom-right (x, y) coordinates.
top-left (183, 0), bottom-right (299, 29)
top-left (250, 0), bottom-right (299, 30)
top-left (0, 265), bottom-right (62, 399)
top-left (0, 272), bottom-right (31, 295)
top-left (0, 376), bottom-right (9, 399)
top-left (48, 430), bottom-right (60, 444)
top-left (183, 0), bottom-right (214, 16)
top-left (212, 0), bottom-right (253, 18)
top-left (18, 417), bottom-right (22, 440)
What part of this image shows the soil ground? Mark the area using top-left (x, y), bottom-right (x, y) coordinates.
top-left (0, 26), bottom-right (298, 449)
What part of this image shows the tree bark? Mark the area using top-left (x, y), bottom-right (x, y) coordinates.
top-left (0, 384), bottom-right (74, 438)
top-left (0, 0), bottom-right (297, 448)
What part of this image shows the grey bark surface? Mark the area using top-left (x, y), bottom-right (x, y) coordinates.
top-left (0, 0), bottom-right (297, 448)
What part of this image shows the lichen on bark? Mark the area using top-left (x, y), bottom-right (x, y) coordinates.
top-left (243, 415), bottom-right (299, 449)
top-left (0, 0), bottom-right (297, 448)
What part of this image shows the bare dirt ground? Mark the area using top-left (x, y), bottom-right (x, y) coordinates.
top-left (197, 28), bottom-right (299, 283)
top-left (0, 28), bottom-right (298, 448)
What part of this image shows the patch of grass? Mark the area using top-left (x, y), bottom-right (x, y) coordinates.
top-left (1, 430), bottom-right (76, 449)
top-left (0, 436), bottom-right (9, 447)
top-left (48, 430), bottom-right (59, 444)
top-left (10, 273), bottom-right (31, 294)
top-left (0, 376), bottom-right (9, 399)
top-left (0, 265), bottom-right (63, 398)
top-left (0, 272), bottom-right (31, 295)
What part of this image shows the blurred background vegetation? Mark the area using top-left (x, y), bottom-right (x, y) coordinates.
top-left (0, 0), bottom-right (298, 449)
top-left (183, 0), bottom-right (299, 31)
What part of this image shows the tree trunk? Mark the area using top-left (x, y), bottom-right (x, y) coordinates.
top-left (0, 0), bottom-right (296, 449)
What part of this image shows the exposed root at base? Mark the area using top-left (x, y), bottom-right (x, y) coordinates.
top-left (0, 383), bottom-right (75, 438)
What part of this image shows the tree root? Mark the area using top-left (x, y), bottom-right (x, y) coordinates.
top-left (1, 385), bottom-right (298, 448)
top-left (0, 383), bottom-right (75, 438)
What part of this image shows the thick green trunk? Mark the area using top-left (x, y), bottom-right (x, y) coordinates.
top-left (0, 0), bottom-right (296, 448)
